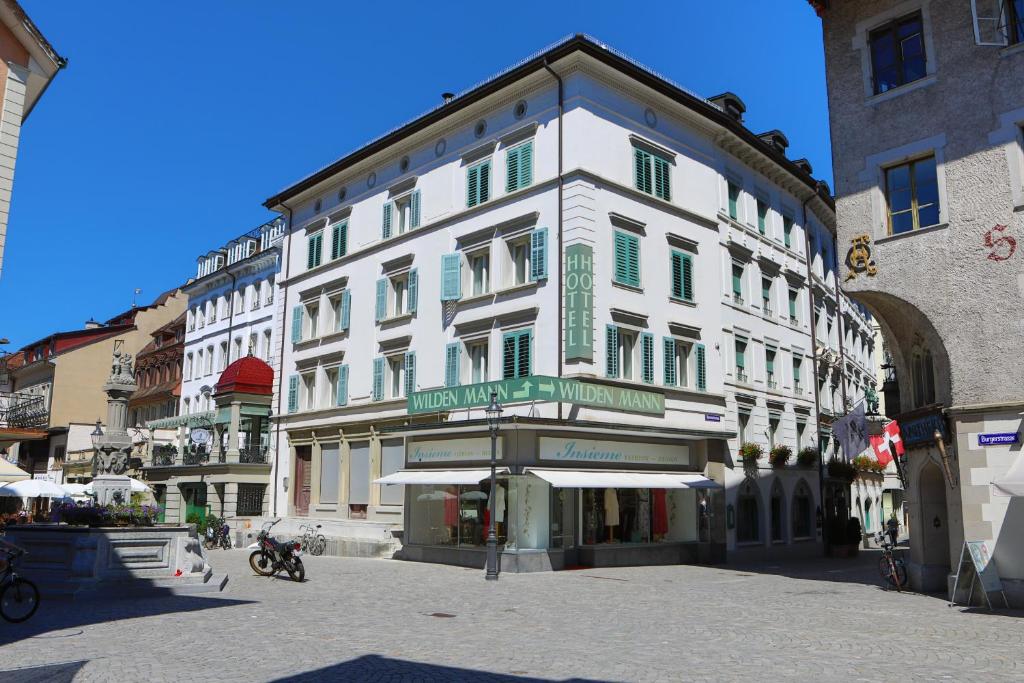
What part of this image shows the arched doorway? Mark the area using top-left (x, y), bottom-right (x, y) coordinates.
top-left (918, 463), bottom-right (950, 587)
top-left (769, 480), bottom-right (785, 544)
top-left (736, 479), bottom-right (760, 544)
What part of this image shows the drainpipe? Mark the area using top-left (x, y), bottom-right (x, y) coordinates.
top-left (543, 58), bottom-right (564, 422)
top-left (272, 204), bottom-right (293, 515)
top-left (802, 188), bottom-right (828, 554)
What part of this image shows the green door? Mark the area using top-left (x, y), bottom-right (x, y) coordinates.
top-left (153, 485), bottom-right (167, 523)
top-left (182, 484), bottom-right (208, 523)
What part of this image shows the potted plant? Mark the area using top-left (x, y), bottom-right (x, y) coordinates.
top-left (738, 442), bottom-right (763, 466)
top-left (769, 444), bottom-right (792, 468)
top-left (827, 456), bottom-right (856, 483)
top-left (797, 446), bottom-right (819, 468)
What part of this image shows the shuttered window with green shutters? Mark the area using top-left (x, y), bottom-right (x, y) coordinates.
top-left (727, 182), bottom-right (740, 220)
top-left (372, 357), bottom-right (385, 401)
top-left (640, 332), bottom-right (654, 384)
top-left (501, 329), bottom-right (532, 379)
top-left (336, 365), bottom-right (349, 406)
top-left (634, 147), bottom-right (670, 200)
top-left (633, 148), bottom-right (652, 194)
top-left (757, 199), bottom-right (768, 235)
top-left (653, 156), bottom-right (670, 200)
top-left (445, 343), bottom-right (460, 388)
top-left (613, 231), bottom-right (640, 287)
top-left (783, 215), bottom-right (793, 248)
top-left (530, 228), bottom-right (547, 281)
top-left (506, 141), bottom-right (533, 193)
top-left (375, 278), bottom-right (387, 322)
top-left (410, 189), bottom-right (421, 229)
top-left (291, 306), bottom-right (303, 343)
top-left (330, 222), bottom-right (347, 260)
top-left (663, 337), bottom-right (677, 386)
top-left (441, 253), bottom-right (462, 301)
top-left (287, 375), bottom-right (299, 413)
top-left (404, 351), bottom-right (416, 397)
top-left (670, 250), bottom-right (693, 301)
top-left (339, 290), bottom-right (351, 331)
top-left (467, 160), bottom-right (491, 207)
top-left (408, 268), bottom-right (418, 314)
top-left (605, 324), bottom-right (619, 378)
top-left (307, 232), bottom-right (323, 270)
top-left (382, 202), bottom-right (393, 239)
top-left (696, 344), bottom-right (707, 391)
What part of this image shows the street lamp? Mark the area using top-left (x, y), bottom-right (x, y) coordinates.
top-left (90, 419), bottom-right (104, 450)
top-left (485, 391), bottom-right (503, 581)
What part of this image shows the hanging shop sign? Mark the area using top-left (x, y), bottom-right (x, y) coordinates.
top-left (564, 244), bottom-right (594, 361)
top-left (408, 375), bottom-right (664, 416)
top-left (407, 437), bottom-right (502, 464)
top-left (978, 432), bottom-right (1020, 447)
top-left (896, 408), bottom-right (947, 448)
top-left (539, 437), bottom-right (689, 467)
top-left (189, 428), bottom-right (210, 444)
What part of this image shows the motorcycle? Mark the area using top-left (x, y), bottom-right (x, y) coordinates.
top-left (248, 519), bottom-right (305, 582)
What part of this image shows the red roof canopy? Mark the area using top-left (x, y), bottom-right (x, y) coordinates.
top-left (214, 355), bottom-right (274, 396)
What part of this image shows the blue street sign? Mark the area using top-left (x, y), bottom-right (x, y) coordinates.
top-left (705, 414), bottom-right (722, 422)
top-left (979, 432), bottom-right (1020, 447)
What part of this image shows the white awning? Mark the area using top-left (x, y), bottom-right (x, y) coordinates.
top-left (993, 457), bottom-right (1024, 497)
top-left (525, 468), bottom-right (721, 489)
top-left (374, 468), bottom-right (510, 486)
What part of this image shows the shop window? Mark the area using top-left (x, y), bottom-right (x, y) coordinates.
top-left (736, 479), bottom-right (760, 544)
top-left (407, 479), bottom-right (509, 547)
top-left (380, 440), bottom-right (404, 506)
top-left (581, 487), bottom-right (696, 545)
top-left (319, 444), bottom-right (340, 505)
top-left (869, 12), bottom-right (926, 94)
top-left (349, 441), bottom-right (370, 518)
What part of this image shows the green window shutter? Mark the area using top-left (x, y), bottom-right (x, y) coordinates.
top-left (336, 365), bottom-right (349, 406)
top-left (766, 351), bottom-right (775, 376)
top-left (605, 324), bottom-right (619, 378)
top-left (408, 268), bottom-right (418, 313)
top-left (614, 232), bottom-right (628, 283)
top-left (445, 342), bottom-right (460, 388)
top-left (696, 344), bottom-right (707, 391)
top-left (339, 289), bottom-right (351, 331)
top-left (440, 253), bottom-right (462, 301)
top-left (663, 337), bottom-right (677, 386)
top-left (506, 145), bottom-right (520, 193)
top-left (478, 161), bottom-right (490, 204)
top-left (519, 141), bottom-right (533, 189)
top-left (518, 329), bottom-right (532, 377)
top-left (670, 251), bottom-right (691, 300)
top-left (681, 253), bottom-right (693, 301)
top-left (641, 332), bottom-right (654, 384)
top-left (757, 200), bottom-right (768, 234)
top-left (410, 190), bottom-right (421, 228)
top-left (614, 232), bottom-right (640, 287)
top-left (331, 222), bottom-right (347, 260)
top-left (500, 330), bottom-right (532, 379)
top-left (732, 265), bottom-right (743, 297)
top-left (633, 148), bottom-right (652, 194)
top-left (287, 375), bottom-right (299, 413)
top-left (375, 278), bottom-right (387, 322)
top-left (291, 305), bottom-right (303, 343)
top-left (502, 333), bottom-right (517, 379)
top-left (530, 228), bottom-right (548, 281)
top-left (307, 233), bottom-right (321, 270)
top-left (653, 156), bottom-right (670, 201)
top-left (736, 341), bottom-right (746, 370)
top-left (783, 216), bottom-right (793, 247)
top-left (789, 291), bottom-right (798, 318)
top-left (382, 202), bottom-right (392, 239)
top-left (626, 234), bottom-right (640, 286)
top-left (467, 165), bottom-right (478, 207)
top-left (728, 183), bottom-right (739, 220)
top-left (404, 351), bottom-right (416, 397)
top-left (372, 357), bottom-right (385, 401)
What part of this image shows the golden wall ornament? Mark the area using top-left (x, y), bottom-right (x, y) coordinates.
top-left (845, 234), bottom-right (877, 281)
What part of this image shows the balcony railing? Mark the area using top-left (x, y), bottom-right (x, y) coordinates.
top-left (0, 392), bottom-right (48, 429)
top-left (151, 445), bottom-right (176, 467)
top-left (182, 448), bottom-right (209, 466)
top-left (736, 370), bottom-right (748, 383)
top-left (240, 445), bottom-right (269, 464)
top-left (733, 294), bottom-right (744, 305)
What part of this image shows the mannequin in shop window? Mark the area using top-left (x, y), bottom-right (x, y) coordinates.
top-left (605, 488), bottom-right (619, 542)
top-left (482, 482), bottom-right (507, 544)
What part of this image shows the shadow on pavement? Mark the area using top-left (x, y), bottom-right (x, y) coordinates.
top-left (273, 655), bottom-right (614, 683)
top-left (0, 660), bottom-right (87, 682)
top-left (0, 594), bottom-right (253, 647)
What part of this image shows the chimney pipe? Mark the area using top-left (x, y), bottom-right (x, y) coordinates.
top-left (441, 92), bottom-right (455, 104)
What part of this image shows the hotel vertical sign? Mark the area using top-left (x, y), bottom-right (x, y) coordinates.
top-left (565, 244), bottom-right (594, 361)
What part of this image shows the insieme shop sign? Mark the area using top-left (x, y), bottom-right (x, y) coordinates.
top-left (407, 438), bottom-right (502, 463)
top-left (539, 437), bottom-right (689, 467)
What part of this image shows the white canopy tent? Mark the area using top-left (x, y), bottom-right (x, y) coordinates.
top-left (374, 468), bottom-right (509, 486)
top-left (992, 457), bottom-right (1024, 497)
top-left (83, 478), bottom-right (152, 495)
top-left (525, 468), bottom-right (722, 489)
top-left (0, 479), bottom-right (69, 498)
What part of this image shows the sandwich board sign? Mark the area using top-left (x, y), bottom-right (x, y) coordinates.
top-left (950, 540), bottom-right (1008, 609)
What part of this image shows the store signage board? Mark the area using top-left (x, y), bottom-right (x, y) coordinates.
top-left (950, 540), bottom-right (1007, 609)
top-left (407, 376), bottom-right (664, 416)
top-left (979, 432), bottom-right (1020, 447)
top-left (539, 437), bottom-right (689, 466)
top-left (899, 410), bottom-right (947, 447)
top-left (564, 244), bottom-right (594, 361)
top-left (408, 437), bottom-right (502, 463)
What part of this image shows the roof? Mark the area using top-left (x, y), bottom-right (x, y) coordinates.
top-left (0, 0), bottom-right (66, 120)
top-left (103, 288), bottom-right (179, 326)
top-left (214, 355), bottom-right (274, 397)
top-left (806, 0), bottom-right (827, 16)
top-left (264, 34), bottom-right (833, 210)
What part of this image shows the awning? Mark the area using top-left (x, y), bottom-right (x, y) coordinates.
top-left (993, 457), bottom-right (1024, 497)
top-left (526, 468), bottom-right (721, 489)
top-left (374, 468), bottom-right (510, 486)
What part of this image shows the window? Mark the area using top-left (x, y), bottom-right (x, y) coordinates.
top-left (792, 481), bottom-right (813, 539)
top-left (185, 353), bottom-right (193, 381)
top-left (793, 357), bottom-right (803, 392)
top-left (248, 332), bottom-right (257, 357)
top-left (470, 341), bottom-right (489, 384)
top-left (307, 231), bottom-right (323, 270)
top-left (233, 337), bottom-right (243, 362)
top-left (391, 192), bottom-right (420, 236)
top-left (766, 348), bottom-right (777, 389)
top-left (633, 147), bottom-right (670, 200)
top-left (301, 372), bottom-right (317, 411)
top-left (756, 199), bottom-right (768, 235)
top-left (305, 302), bottom-right (320, 340)
top-left (911, 345), bottom-right (936, 407)
top-left (613, 231), bottom-right (640, 287)
top-left (670, 250), bottom-right (693, 301)
top-left (973, 0), bottom-right (1024, 45)
top-left (796, 421), bottom-right (806, 451)
top-left (325, 367), bottom-right (339, 408)
top-left (885, 156), bottom-right (939, 235)
top-left (502, 329), bottom-right (532, 379)
top-left (196, 349), bottom-right (204, 378)
top-left (770, 483), bottom-right (784, 543)
top-left (262, 329), bottom-right (272, 361)
top-left (196, 307), bottom-right (205, 329)
top-left (387, 352), bottom-right (416, 399)
top-left (237, 484), bottom-right (266, 517)
top-left (510, 239), bottom-right (530, 286)
top-left (506, 141), bottom-right (533, 193)
top-left (376, 270), bottom-right (418, 321)
top-left (445, 343), bottom-right (460, 388)
top-left (330, 221), bottom-right (348, 260)
top-left (498, 229), bottom-right (547, 290)
top-left (869, 12), bottom-right (926, 94)
top-left (205, 346), bottom-right (214, 375)
top-left (234, 289), bottom-right (243, 315)
top-left (736, 479), bottom-right (759, 543)
top-left (731, 263), bottom-right (744, 304)
top-left (467, 159), bottom-right (491, 207)
top-left (265, 278), bottom-right (274, 306)
top-left (727, 182), bottom-right (741, 220)
top-left (768, 414), bottom-right (780, 448)
top-left (328, 290), bottom-right (350, 333)
top-left (184, 397), bottom-right (191, 414)
top-left (788, 289), bottom-right (799, 324)
top-left (470, 252), bottom-right (490, 296)
top-left (207, 300), bottom-right (216, 323)
top-left (735, 339), bottom-right (748, 383)
top-left (219, 341), bottom-right (229, 371)
top-left (761, 278), bottom-right (773, 314)
top-left (663, 337), bottom-right (689, 387)
top-left (187, 309), bottom-right (195, 332)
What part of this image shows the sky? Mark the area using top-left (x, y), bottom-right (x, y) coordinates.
top-left (0, 1), bottom-right (829, 351)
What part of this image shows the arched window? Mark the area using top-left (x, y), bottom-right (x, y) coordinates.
top-left (736, 479), bottom-right (760, 543)
top-left (792, 480), bottom-right (813, 539)
top-left (770, 480), bottom-right (785, 543)
top-left (911, 343), bottom-right (936, 407)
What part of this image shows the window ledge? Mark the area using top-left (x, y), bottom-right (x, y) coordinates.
top-left (865, 75), bottom-right (937, 106)
top-left (319, 330), bottom-right (348, 343)
top-left (457, 291), bottom-right (495, 307)
top-left (379, 313), bottom-right (414, 327)
top-left (874, 222), bottom-right (948, 245)
top-left (668, 296), bottom-right (696, 307)
top-left (494, 281), bottom-right (539, 297)
top-left (612, 280), bottom-right (643, 294)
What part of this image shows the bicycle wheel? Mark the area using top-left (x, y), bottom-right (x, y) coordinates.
top-left (879, 556), bottom-right (900, 587)
top-left (221, 535), bottom-right (232, 550)
top-left (249, 550), bottom-right (274, 576)
top-left (0, 578), bottom-right (40, 623)
top-left (312, 536), bottom-right (326, 556)
top-left (893, 560), bottom-right (908, 588)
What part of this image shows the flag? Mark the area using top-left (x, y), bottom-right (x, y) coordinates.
top-left (833, 402), bottom-right (870, 458)
top-left (870, 420), bottom-right (904, 467)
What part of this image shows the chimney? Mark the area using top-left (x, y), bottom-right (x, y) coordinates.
top-left (84, 318), bottom-right (101, 329)
top-left (441, 92), bottom-right (455, 104)
top-left (708, 92), bottom-right (746, 123)
top-left (793, 158), bottom-right (814, 175)
top-left (756, 129), bottom-right (790, 155)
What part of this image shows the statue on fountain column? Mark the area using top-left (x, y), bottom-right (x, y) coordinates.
top-left (92, 344), bottom-right (138, 477)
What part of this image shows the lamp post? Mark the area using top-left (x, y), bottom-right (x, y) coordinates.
top-left (485, 391), bottom-right (502, 581)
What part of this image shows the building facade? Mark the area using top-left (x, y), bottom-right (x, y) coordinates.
top-left (811, 0), bottom-right (1024, 598)
top-left (127, 312), bottom-right (185, 428)
top-left (261, 37), bottom-right (880, 568)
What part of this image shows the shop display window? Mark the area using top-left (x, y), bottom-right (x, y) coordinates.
top-left (407, 479), bottom-right (510, 548)
top-left (581, 488), bottom-right (697, 545)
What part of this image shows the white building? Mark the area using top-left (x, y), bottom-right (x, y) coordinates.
top-left (263, 36), bottom-right (876, 568)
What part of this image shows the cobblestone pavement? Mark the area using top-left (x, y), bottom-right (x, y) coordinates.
top-left (1, 548), bottom-right (1023, 682)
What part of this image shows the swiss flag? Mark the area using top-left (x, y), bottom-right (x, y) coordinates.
top-left (870, 420), bottom-right (904, 467)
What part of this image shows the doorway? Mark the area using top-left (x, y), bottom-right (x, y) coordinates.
top-left (294, 446), bottom-right (312, 516)
top-left (181, 483), bottom-right (207, 523)
top-left (918, 462), bottom-right (950, 584)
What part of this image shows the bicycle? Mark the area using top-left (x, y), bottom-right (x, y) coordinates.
top-left (298, 523), bottom-right (326, 557)
top-left (0, 539), bottom-right (40, 623)
top-left (876, 532), bottom-right (908, 590)
top-left (203, 516), bottom-right (233, 550)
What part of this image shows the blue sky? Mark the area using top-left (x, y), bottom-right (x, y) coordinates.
top-left (0, 1), bottom-right (828, 350)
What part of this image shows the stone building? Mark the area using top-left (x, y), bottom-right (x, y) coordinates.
top-left (809, 0), bottom-right (1024, 598)
top-left (262, 35), bottom-right (877, 567)
top-left (127, 312), bottom-right (185, 427)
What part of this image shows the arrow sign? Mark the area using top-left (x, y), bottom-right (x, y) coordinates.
top-left (512, 380), bottom-right (532, 399)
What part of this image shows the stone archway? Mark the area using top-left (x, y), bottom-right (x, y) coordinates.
top-left (918, 462), bottom-right (950, 590)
